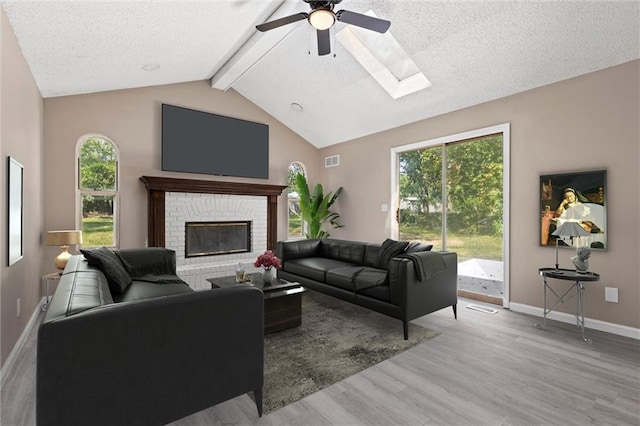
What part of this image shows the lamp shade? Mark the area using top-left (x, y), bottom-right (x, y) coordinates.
top-left (46, 230), bottom-right (82, 270)
top-left (551, 221), bottom-right (589, 270)
top-left (46, 230), bottom-right (83, 246)
top-left (552, 221), bottom-right (589, 238)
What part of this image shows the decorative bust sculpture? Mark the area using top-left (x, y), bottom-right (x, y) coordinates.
top-left (571, 246), bottom-right (591, 273)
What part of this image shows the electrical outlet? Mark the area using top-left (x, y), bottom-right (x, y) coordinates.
top-left (605, 287), bottom-right (619, 303)
top-left (17, 298), bottom-right (21, 317)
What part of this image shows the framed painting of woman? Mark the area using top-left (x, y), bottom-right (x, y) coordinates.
top-left (540, 170), bottom-right (607, 250)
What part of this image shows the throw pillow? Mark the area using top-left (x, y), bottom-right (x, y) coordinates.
top-left (80, 247), bottom-right (132, 294)
top-left (405, 241), bottom-right (434, 254)
top-left (374, 239), bottom-right (409, 269)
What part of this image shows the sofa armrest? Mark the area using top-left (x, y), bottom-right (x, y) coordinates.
top-left (277, 239), bottom-right (322, 263)
top-left (37, 286), bottom-right (264, 426)
top-left (388, 251), bottom-right (458, 319)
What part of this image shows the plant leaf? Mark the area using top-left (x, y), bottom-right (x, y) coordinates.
top-left (294, 173), bottom-right (343, 239)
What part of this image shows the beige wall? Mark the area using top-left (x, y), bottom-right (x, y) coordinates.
top-left (42, 81), bottom-right (320, 255)
top-left (1, 6), bottom-right (637, 368)
top-left (0, 9), bottom-right (44, 367)
top-left (321, 60), bottom-right (640, 329)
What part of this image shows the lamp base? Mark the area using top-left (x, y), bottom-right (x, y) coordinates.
top-left (54, 245), bottom-right (72, 271)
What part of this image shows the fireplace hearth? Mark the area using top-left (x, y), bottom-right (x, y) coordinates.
top-left (185, 221), bottom-right (251, 257)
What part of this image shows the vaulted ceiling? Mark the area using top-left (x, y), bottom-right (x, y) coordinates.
top-left (3, 1), bottom-right (639, 148)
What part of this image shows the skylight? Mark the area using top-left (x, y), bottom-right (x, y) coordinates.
top-left (336, 11), bottom-right (431, 99)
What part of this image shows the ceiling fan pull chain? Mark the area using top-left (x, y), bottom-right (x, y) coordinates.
top-left (331, 25), bottom-right (337, 58)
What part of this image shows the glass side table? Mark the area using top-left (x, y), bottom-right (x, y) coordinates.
top-left (42, 272), bottom-right (61, 311)
top-left (535, 267), bottom-right (600, 343)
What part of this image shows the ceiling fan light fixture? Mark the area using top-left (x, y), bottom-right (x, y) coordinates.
top-left (309, 9), bottom-right (335, 30)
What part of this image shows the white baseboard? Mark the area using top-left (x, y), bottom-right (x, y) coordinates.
top-left (0, 298), bottom-right (44, 388)
top-left (510, 302), bottom-right (640, 340)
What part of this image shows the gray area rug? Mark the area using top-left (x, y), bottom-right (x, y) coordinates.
top-left (261, 289), bottom-right (440, 414)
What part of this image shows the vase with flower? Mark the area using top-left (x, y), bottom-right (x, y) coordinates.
top-left (254, 250), bottom-right (281, 285)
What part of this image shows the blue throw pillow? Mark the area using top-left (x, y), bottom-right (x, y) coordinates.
top-left (80, 247), bottom-right (132, 295)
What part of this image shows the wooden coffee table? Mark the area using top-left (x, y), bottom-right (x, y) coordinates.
top-left (207, 274), bottom-right (305, 334)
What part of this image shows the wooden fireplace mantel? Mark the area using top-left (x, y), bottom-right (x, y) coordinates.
top-left (140, 176), bottom-right (287, 249)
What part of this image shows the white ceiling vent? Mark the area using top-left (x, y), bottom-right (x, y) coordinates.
top-left (325, 155), bottom-right (340, 168)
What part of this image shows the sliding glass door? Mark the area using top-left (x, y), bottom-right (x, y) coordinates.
top-left (394, 125), bottom-right (509, 305)
top-left (398, 145), bottom-right (444, 250)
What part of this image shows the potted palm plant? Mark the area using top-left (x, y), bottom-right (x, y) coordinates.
top-left (295, 173), bottom-right (343, 239)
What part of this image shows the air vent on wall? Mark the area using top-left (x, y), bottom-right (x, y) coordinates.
top-left (325, 155), bottom-right (340, 168)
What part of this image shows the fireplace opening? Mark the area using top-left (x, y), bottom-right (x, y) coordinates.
top-left (185, 221), bottom-right (251, 257)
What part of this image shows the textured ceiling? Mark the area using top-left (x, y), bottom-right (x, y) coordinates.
top-left (3, 1), bottom-right (639, 148)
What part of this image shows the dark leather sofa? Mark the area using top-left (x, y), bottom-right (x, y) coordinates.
top-left (276, 238), bottom-right (458, 339)
top-left (36, 248), bottom-right (264, 426)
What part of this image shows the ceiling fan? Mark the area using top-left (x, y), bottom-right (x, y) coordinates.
top-left (256, 0), bottom-right (391, 56)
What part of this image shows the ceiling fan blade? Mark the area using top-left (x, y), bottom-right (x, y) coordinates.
top-left (317, 29), bottom-right (331, 56)
top-left (336, 10), bottom-right (390, 33)
top-left (256, 12), bottom-right (308, 32)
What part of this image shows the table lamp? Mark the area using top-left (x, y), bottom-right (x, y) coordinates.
top-left (551, 221), bottom-right (589, 270)
top-left (46, 230), bottom-right (83, 270)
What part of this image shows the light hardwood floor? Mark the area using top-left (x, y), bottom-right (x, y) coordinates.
top-left (2, 297), bottom-right (639, 426)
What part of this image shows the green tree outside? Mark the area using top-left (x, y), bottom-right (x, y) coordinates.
top-left (447, 137), bottom-right (503, 235)
top-left (399, 135), bottom-right (503, 260)
top-left (287, 163), bottom-right (305, 237)
top-left (80, 138), bottom-right (116, 190)
top-left (79, 137), bottom-right (117, 246)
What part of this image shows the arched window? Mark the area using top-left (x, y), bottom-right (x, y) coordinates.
top-left (77, 136), bottom-right (119, 247)
top-left (287, 162), bottom-right (306, 239)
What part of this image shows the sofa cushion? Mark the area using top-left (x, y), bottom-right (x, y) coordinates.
top-left (354, 268), bottom-right (388, 290)
top-left (278, 239), bottom-right (322, 261)
top-left (53, 266), bottom-right (115, 317)
top-left (67, 272), bottom-right (115, 314)
top-left (326, 266), bottom-right (364, 291)
top-left (326, 266), bottom-right (389, 292)
top-left (406, 241), bottom-right (434, 253)
top-left (374, 239), bottom-right (409, 269)
top-left (114, 280), bottom-right (193, 303)
top-left (363, 245), bottom-right (380, 267)
top-left (80, 247), bottom-right (132, 295)
top-left (284, 257), bottom-right (356, 282)
top-left (319, 239), bottom-right (367, 264)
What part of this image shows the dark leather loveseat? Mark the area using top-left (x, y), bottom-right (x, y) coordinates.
top-left (276, 238), bottom-right (458, 339)
top-left (36, 248), bottom-right (264, 426)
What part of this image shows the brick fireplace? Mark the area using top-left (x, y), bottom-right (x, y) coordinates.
top-left (140, 176), bottom-right (287, 290)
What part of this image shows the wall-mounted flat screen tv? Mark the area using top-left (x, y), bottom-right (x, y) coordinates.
top-left (162, 104), bottom-right (269, 179)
